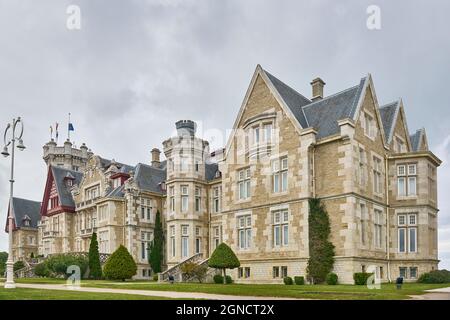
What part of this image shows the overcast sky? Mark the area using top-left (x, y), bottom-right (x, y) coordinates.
top-left (0, 0), bottom-right (449, 269)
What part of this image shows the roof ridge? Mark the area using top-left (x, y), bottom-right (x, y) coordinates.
top-left (302, 84), bottom-right (360, 111)
top-left (380, 101), bottom-right (399, 109)
top-left (12, 197), bottom-right (41, 203)
top-left (136, 162), bottom-right (166, 171)
top-left (263, 69), bottom-right (312, 103)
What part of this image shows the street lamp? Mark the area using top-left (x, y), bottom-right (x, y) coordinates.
top-left (2, 117), bottom-right (25, 289)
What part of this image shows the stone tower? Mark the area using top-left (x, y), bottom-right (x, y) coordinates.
top-left (163, 120), bottom-right (210, 267)
top-left (42, 139), bottom-right (92, 172)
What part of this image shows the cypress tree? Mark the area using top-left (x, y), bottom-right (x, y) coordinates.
top-left (306, 198), bottom-right (335, 284)
top-left (149, 210), bottom-right (163, 274)
top-left (88, 232), bottom-right (102, 279)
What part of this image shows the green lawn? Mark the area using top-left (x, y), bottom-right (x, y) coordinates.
top-left (0, 287), bottom-right (171, 300)
top-left (5, 278), bottom-right (450, 300)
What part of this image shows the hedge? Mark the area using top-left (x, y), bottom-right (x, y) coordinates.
top-left (294, 276), bottom-right (305, 285)
top-left (353, 272), bottom-right (373, 285)
top-left (418, 270), bottom-right (450, 283)
top-left (283, 276), bottom-right (294, 285)
top-left (326, 272), bottom-right (338, 285)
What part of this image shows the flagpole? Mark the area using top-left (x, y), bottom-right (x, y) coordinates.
top-left (68, 113), bottom-right (71, 142)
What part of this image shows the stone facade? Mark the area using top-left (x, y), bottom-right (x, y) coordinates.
top-left (10, 65), bottom-right (441, 284)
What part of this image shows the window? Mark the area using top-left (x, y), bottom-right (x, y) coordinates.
top-left (140, 198), bottom-right (152, 221)
top-left (213, 226), bottom-right (221, 249)
top-left (399, 267), bottom-right (407, 278)
top-left (397, 164), bottom-right (417, 196)
top-left (238, 267), bottom-right (244, 278)
top-left (238, 168), bottom-right (251, 200)
top-left (372, 156), bottom-right (383, 194)
top-left (181, 225), bottom-right (189, 258)
top-left (141, 231), bottom-right (152, 260)
top-left (195, 160), bottom-right (199, 172)
top-left (245, 267), bottom-right (251, 278)
top-left (360, 203), bottom-right (366, 245)
top-left (98, 205), bottom-right (108, 221)
top-left (374, 209), bottom-right (383, 248)
top-left (213, 186), bottom-right (221, 213)
top-left (170, 226), bottom-right (176, 257)
top-left (273, 210), bottom-right (289, 247)
top-left (281, 266), bottom-right (288, 278)
top-left (237, 215), bottom-right (252, 249)
top-left (169, 186), bottom-right (175, 213)
top-left (252, 126), bottom-right (260, 146)
top-left (85, 185), bottom-right (100, 200)
top-left (263, 123), bottom-right (272, 143)
top-left (358, 148), bottom-right (366, 187)
top-left (181, 185), bottom-right (189, 212)
top-left (195, 227), bottom-right (201, 253)
top-left (180, 156), bottom-right (189, 172)
top-left (98, 230), bottom-right (109, 253)
top-left (395, 137), bottom-right (406, 153)
top-left (364, 112), bottom-right (375, 138)
top-left (272, 157), bottom-right (288, 193)
top-left (273, 266), bottom-right (280, 278)
top-left (195, 187), bottom-right (201, 212)
top-left (409, 267), bottom-right (418, 279)
top-left (398, 213), bottom-right (418, 253)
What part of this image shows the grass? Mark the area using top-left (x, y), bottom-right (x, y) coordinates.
top-left (5, 278), bottom-right (450, 300)
top-left (0, 287), bottom-right (173, 300)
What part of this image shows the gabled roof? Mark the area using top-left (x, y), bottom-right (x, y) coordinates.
top-left (410, 128), bottom-right (427, 152)
top-left (264, 70), bottom-right (311, 128)
top-left (134, 163), bottom-right (167, 194)
top-left (51, 166), bottom-right (83, 208)
top-left (302, 79), bottom-right (366, 139)
top-left (7, 197), bottom-right (41, 231)
top-left (106, 184), bottom-right (125, 198)
top-left (99, 157), bottom-right (135, 174)
top-left (205, 163), bottom-right (219, 181)
top-left (379, 101), bottom-right (399, 142)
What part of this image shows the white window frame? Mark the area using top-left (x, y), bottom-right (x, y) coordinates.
top-left (181, 185), bottom-right (189, 212)
top-left (238, 168), bottom-right (251, 200)
top-left (397, 164), bottom-right (417, 196)
top-left (272, 157), bottom-right (288, 193)
top-left (273, 210), bottom-right (289, 247)
top-left (237, 215), bottom-right (252, 250)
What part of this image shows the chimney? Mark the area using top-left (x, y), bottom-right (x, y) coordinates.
top-left (151, 148), bottom-right (161, 168)
top-left (310, 77), bottom-right (325, 101)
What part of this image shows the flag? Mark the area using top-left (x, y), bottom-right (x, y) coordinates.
top-left (55, 122), bottom-right (59, 140)
top-left (68, 123), bottom-right (74, 131)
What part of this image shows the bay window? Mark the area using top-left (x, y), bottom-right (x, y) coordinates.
top-left (397, 164), bottom-right (417, 196)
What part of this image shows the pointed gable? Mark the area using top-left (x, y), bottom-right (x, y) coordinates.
top-left (410, 128), bottom-right (429, 151)
top-left (379, 101), bottom-right (398, 142)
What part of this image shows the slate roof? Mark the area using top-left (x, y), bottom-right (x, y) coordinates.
top-left (206, 163), bottom-right (219, 181)
top-left (99, 157), bottom-right (135, 174)
top-left (410, 129), bottom-right (423, 151)
top-left (51, 166), bottom-right (83, 208)
top-left (106, 185), bottom-right (125, 198)
top-left (379, 101), bottom-right (399, 143)
top-left (264, 68), bottom-right (367, 139)
top-left (11, 197), bottom-right (41, 229)
top-left (134, 163), bottom-right (167, 194)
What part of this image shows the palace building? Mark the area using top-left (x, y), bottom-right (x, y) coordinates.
top-left (6, 65), bottom-right (441, 283)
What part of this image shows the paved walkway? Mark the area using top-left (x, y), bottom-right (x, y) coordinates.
top-left (410, 287), bottom-right (450, 300)
top-left (15, 283), bottom-right (297, 300)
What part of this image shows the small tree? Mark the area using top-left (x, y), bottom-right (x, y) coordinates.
top-left (149, 210), bottom-right (163, 274)
top-left (208, 243), bottom-right (240, 284)
top-left (88, 232), bottom-right (102, 279)
top-left (306, 198), bottom-right (335, 284)
top-left (103, 245), bottom-right (137, 281)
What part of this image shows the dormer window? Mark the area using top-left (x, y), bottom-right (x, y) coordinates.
top-left (113, 178), bottom-right (121, 189)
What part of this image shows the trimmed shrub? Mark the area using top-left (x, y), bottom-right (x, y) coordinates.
top-left (45, 254), bottom-right (88, 278)
top-left (294, 276), bottom-right (305, 285)
top-left (208, 243), bottom-right (240, 284)
top-left (283, 276), bottom-right (294, 285)
top-left (103, 245), bottom-right (137, 281)
top-left (34, 263), bottom-right (50, 277)
top-left (418, 270), bottom-right (450, 284)
top-left (225, 275), bottom-right (233, 284)
top-left (152, 274), bottom-right (159, 281)
top-left (213, 274), bottom-right (224, 284)
top-left (13, 261), bottom-right (25, 272)
top-left (354, 272), bottom-right (373, 285)
top-left (88, 232), bottom-right (102, 279)
top-left (326, 272), bottom-right (338, 285)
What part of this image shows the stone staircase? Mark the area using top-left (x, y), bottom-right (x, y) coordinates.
top-left (158, 253), bottom-right (204, 282)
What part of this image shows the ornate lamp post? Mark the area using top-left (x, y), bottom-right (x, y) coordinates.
top-left (2, 117), bottom-right (26, 289)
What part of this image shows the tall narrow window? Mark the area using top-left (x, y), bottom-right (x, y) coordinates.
top-left (263, 123), bottom-right (272, 143)
top-left (359, 148), bottom-right (366, 187)
top-left (170, 226), bottom-right (175, 257)
top-left (237, 215), bottom-right (252, 249)
top-left (213, 186), bottom-right (221, 213)
top-left (195, 227), bottom-right (201, 254)
top-left (238, 168), bottom-right (251, 200)
top-left (398, 213), bottom-right (418, 253)
top-left (169, 186), bottom-right (175, 213)
top-left (374, 209), bottom-right (383, 248)
top-left (253, 126), bottom-right (260, 146)
top-left (273, 210), bottom-right (289, 247)
top-left (195, 187), bottom-right (201, 212)
top-left (397, 164), bottom-right (417, 196)
top-left (373, 156), bottom-right (383, 194)
top-left (213, 226), bottom-right (221, 249)
top-left (365, 113), bottom-right (375, 138)
top-left (181, 185), bottom-right (189, 212)
top-left (141, 231), bottom-right (152, 260)
top-left (360, 203), bottom-right (366, 245)
top-left (181, 225), bottom-right (189, 258)
top-left (272, 157), bottom-right (288, 193)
